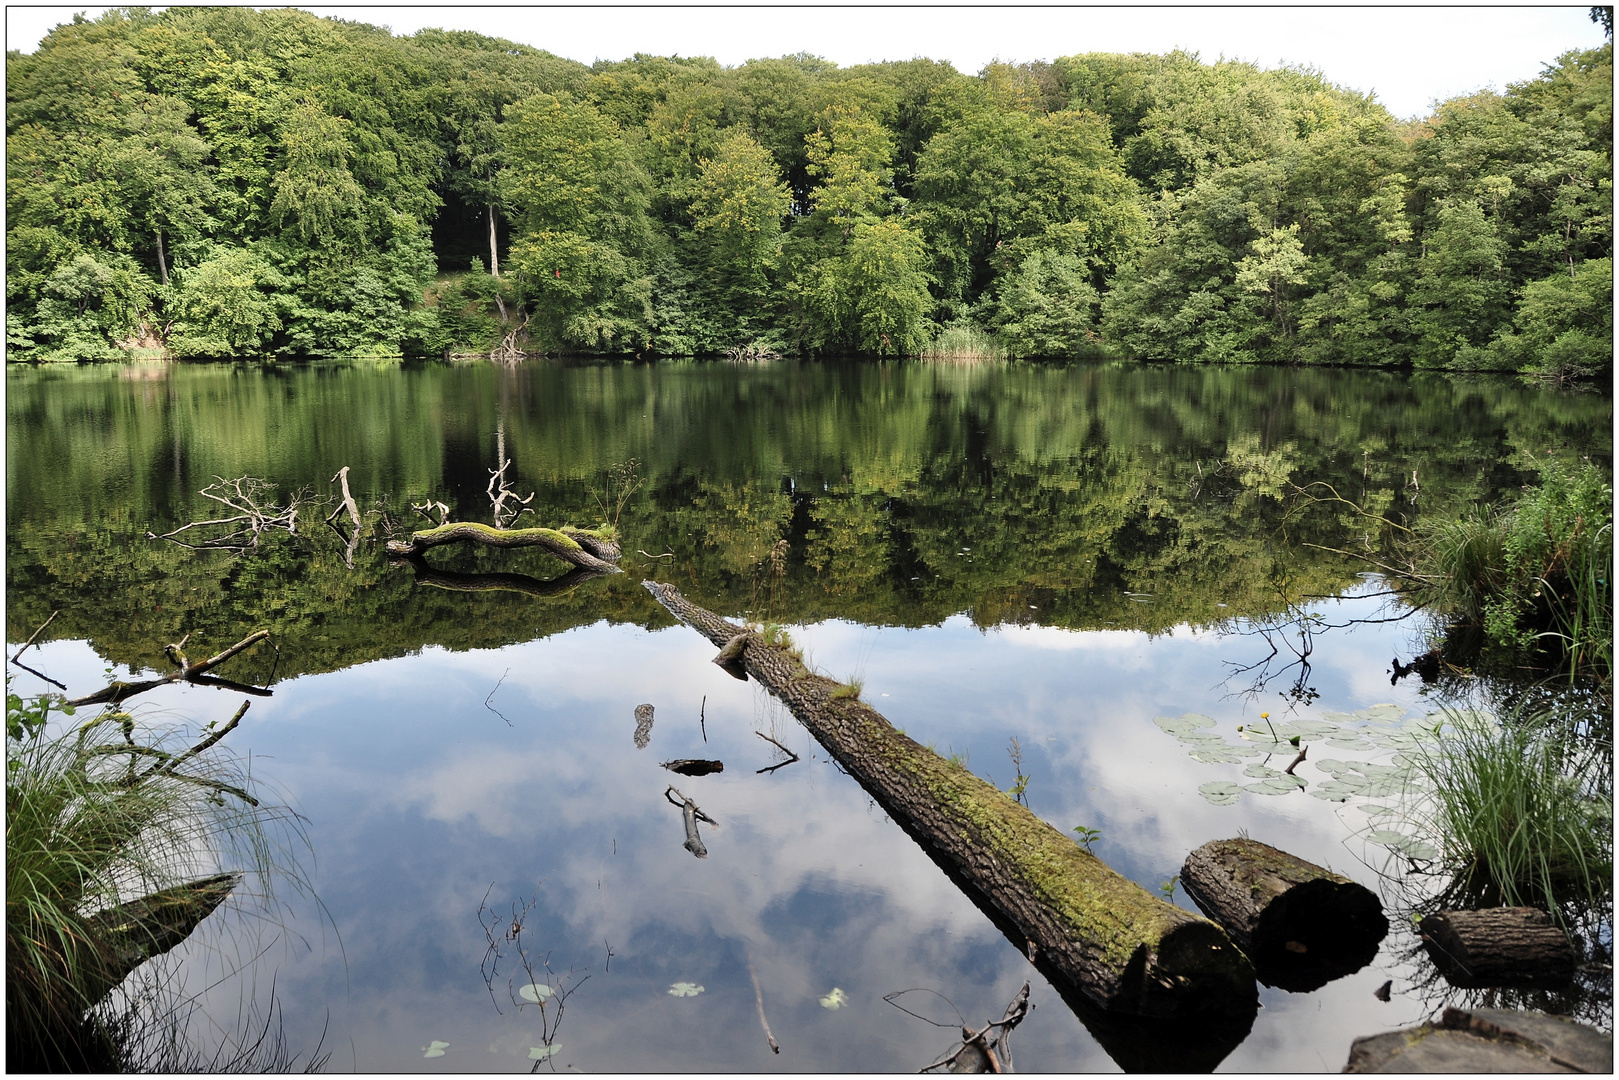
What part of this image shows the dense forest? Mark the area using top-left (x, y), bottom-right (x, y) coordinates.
top-left (5, 7), bottom-right (1612, 376)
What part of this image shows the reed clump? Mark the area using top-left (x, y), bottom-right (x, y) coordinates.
top-left (6, 686), bottom-right (292, 1070)
top-left (1413, 458), bottom-right (1611, 678)
top-left (919, 323), bottom-right (1007, 363)
top-left (1402, 705), bottom-right (1611, 914)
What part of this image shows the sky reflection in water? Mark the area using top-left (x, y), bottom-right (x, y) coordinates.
top-left (24, 583), bottom-right (1448, 1072)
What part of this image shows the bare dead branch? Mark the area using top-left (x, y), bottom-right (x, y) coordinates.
top-left (754, 730), bottom-right (801, 774)
top-left (747, 960), bottom-right (780, 1054)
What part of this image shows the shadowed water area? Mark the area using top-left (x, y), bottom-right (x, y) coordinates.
top-left (6, 359), bottom-right (1611, 1071)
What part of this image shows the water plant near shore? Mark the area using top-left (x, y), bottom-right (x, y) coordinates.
top-left (1400, 704), bottom-right (1612, 914)
top-left (5, 683), bottom-right (303, 1070)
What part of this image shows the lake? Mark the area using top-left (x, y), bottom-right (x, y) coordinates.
top-left (6, 358), bottom-right (1611, 1071)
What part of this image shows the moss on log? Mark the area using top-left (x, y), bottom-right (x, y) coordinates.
top-left (81, 872), bottom-right (241, 1007)
top-left (643, 581), bottom-right (1258, 1032)
top-left (1181, 837), bottom-right (1387, 992)
top-left (384, 522), bottom-right (621, 572)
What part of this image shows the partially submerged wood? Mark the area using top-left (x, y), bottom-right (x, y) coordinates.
top-left (384, 521), bottom-right (621, 572)
top-left (1418, 908), bottom-right (1577, 988)
top-left (1345, 1005), bottom-right (1611, 1072)
top-left (1181, 837), bottom-right (1387, 992)
top-left (712, 631), bottom-right (751, 680)
top-left (66, 630), bottom-right (273, 708)
top-left (633, 704), bottom-right (655, 749)
top-left (661, 759), bottom-right (724, 777)
top-left (644, 581), bottom-right (1258, 1031)
top-left (664, 786), bottom-right (715, 859)
top-left (81, 872), bottom-right (242, 1008)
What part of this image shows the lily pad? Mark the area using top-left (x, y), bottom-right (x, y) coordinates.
top-left (1246, 775), bottom-right (1308, 795)
top-left (1366, 829), bottom-right (1412, 846)
top-left (1358, 703), bottom-right (1407, 724)
top-left (668, 982), bottom-right (705, 997)
top-left (820, 987), bottom-right (849, 1009)
top-left (1198, 781), bottom-right (1243, 805)
top-left (519, 982), bottom-right (553, 1004)
top-left (1190, 746), bottom-right (1246, 764)
top-left (1154, 713), bottom-right (1217, 738)
top-left (1319, 711), bottom-right (1359, 725)
top-left (1243, 763), bottom-right (1283, 779)
top-left (423, 1040), bottom-right (450, 1059)
top-left (1278, 719), bottom-right (1339, 738)
top-left (1308, 781), bottom-right (1362, 802)
top-left (1324, 734), bottom-right (1374, 750)
top-left (528, 1045), bottom-right (560, 1061)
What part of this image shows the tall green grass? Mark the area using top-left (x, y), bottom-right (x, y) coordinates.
top-left (1404, 706), bottom-right (1611, 914)
top-left (6, 688), bottom-right (295, 1069)
top-left (1414, 459), bottom-right (1612, 678)
top-left (919, 323), bottom-right (1007, 363)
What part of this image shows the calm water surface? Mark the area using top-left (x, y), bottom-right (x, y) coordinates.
top-left (6, 359), bottom-right (1611, 1071)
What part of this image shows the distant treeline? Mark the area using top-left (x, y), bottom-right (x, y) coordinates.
top-left (5, 8), bottom-right (1611, 376)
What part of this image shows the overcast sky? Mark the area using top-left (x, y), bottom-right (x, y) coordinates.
top-left (6, 5), bottom-right (1607, 120)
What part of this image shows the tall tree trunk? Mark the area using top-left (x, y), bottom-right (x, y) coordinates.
top-left (155, 229), bottom-right (169, 287)
top-left (488, 204), bottom-right (500, 278)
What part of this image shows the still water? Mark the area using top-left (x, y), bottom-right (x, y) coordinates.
top-left (6, 359), bottom-right (1611, 1071)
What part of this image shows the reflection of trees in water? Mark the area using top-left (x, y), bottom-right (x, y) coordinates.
top-left (7, 363), bottom-right (1610, 682)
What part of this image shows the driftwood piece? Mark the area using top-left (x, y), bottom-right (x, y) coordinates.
top-left (1345, 1005), bottom-right (1612, 1072)
top-left (1418, 908), bottom-right (1578, 988)
top-left (633, 704), bottom-right (655, 749)
top-left (1181, 837), bottom-right (1387, 992)
top-left (80, 872), bottom-right (241, 1008)
top-left (391, 554), bottom-right (612, 597)
top-left (65, 631), bottom-right (273, 708)
top-left (919, 982), bottom-right (1031, 1073)
top-left (661, 759), bottom-right (724, 777)
top-left (643, 581), bottom-right (1257, 1031)
top-left (664, 786), bottom-right (715, 859)
top-left (384, 521), bottom-right (622, 572)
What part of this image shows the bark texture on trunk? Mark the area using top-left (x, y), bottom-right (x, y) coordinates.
top-left (82, 872), bottom-right (241, 1007)
top-left (644, 581), bottom-right (1257, 1027)
top-left (1418, 908), bottom-right (1578, 988)
top-left (1181, 837), bottom-right (1387, 992)
top-left (384, 522), bottom-right (621, 571)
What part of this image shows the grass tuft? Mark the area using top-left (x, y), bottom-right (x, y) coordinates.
top-left (830, 678), bottom-right (863, 701)
top-left (1401, 705), bottom-right (1611, 913)
top-left (919, 323), bottom-right (1007, 363)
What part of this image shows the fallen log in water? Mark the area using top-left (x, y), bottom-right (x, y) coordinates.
top-left (1418, 908), bottom-right (1578, 988)
top-left (1180, 837), bottom-right (1387, 992)
top-left (81, 872), bottom-right (242, 1008)
top-left (384, 521), bottom-right (621, 572)
top-left (644, 581), bottom-right (1257, 1032)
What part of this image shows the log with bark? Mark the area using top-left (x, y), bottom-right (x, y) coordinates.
top-left (664, 786), bottom-right (715, 859)
top-left (384, 522), bottom-right (621, 573)
top-left (1418, 907), bottom-right (1578, 988)
top-left (1180, 837), bottom-right (1387, 992)
top-left (80, 872), bottom-right (242, 1008)
top-left (643, 582), bottom-right (1258, 1043)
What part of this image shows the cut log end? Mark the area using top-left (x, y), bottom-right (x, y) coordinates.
top-left (1182, 837), bottom-right (1387, 992)
top-left (1419, 908), bottom-right (1578, 988)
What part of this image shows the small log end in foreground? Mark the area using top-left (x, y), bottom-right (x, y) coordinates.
top-left (1418, 908), bottom-right (1578, 988)
top-left (642, 580), bottom-right (1257, 1032)
top-left (1181, 837), bottom-right (1387, 992)
top-left (1345, 1006), bottom-right (1611, 1073)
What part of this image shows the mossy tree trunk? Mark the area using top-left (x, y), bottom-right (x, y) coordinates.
top-left (643, 581), bottom-right (1257, 1028)
top-left (384, 522), bottom-right (621, 572)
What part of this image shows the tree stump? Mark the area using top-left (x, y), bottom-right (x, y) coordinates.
top-left (1418, 908), bottom-right (1578, 988)
top-left (1181, 837), bottom-right (1387, 992)
top-left (1345, 1006), bottom-right (1611, 1072)
top-left (644, 581), bottom-right (1258, 1039)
